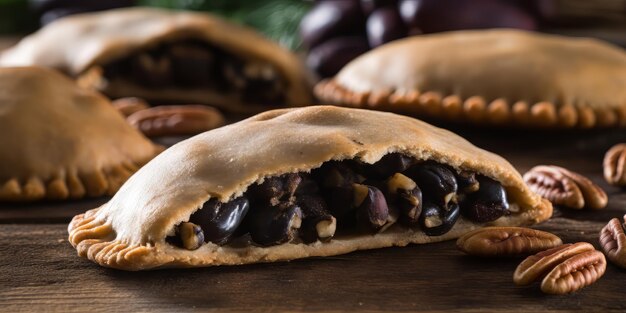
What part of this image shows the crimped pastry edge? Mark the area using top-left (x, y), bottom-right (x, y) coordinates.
top-left (0, 148), bottom-right (163, 202)
top-left (315, 79), bottom-right (626, 129)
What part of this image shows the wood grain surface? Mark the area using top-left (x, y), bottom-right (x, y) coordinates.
top-left (2, 127), bottom-right (626, 312)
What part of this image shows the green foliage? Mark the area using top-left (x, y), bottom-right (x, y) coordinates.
top-left (243, 0), bottom-right (310, 50)
top-left (0, 0), bottom-right (311, 49)
top-left (138, 0), bottom-right (311, 50)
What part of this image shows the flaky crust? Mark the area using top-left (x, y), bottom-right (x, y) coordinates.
top-left (0, 8), bottom-right (312, 113)
top-left (315, 30), bottom-right (626, 128)
top-left (68, 106), bottom-right (552, 270)
top-left (0, 67), bottom-right (163, 201)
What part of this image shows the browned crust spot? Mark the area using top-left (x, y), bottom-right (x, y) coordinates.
top-left (314, 79), bottom-right (626, 129)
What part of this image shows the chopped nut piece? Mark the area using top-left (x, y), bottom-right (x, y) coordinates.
top-left (387, 172), bottom-right (417, 194)
top-left (386, 173), bottom-right (422, 225)
top-left (178, 222), bottom-right (204, 250)
top-left (298, 194), bottom-right (337, 243)
top-left (315, 217), bottom-right (337, 239)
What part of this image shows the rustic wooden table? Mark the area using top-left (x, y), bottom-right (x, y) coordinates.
top-left (2, 37), bottom-right (626, 313)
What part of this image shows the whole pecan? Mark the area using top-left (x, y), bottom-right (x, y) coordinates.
top-left (523, 165), bottom-right (607, 210)
top-left (127, 105), bottom-right (225, 137)
top-left (111, 97), bottom-right (150, 117)
top-left (603, 144), bottom-right (626, 186)
top-left (457, 227), bottom-right (562, 257)
top-left (540, 250), bottom-right (606, 295)
top-left (599, 215), bottom-right (626, 268)
top-left (513, 242), bottom-right (594, 286)
top-left (513, 242), bottom-right (606, 295)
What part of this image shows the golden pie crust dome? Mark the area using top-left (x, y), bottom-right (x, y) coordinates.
top-left (68, 105), bottom-right (551, 270)
top-left (315, 30), bottom-right (626, 128)
top-left (0, 7), bottom-right (312, 113)
top-left (0, 67), bottom-right (163, 201)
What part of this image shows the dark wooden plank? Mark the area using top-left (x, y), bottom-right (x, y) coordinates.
top-left (0, 198), bottom-right (108, 223)
top-left (0, 220), bottom-right (625, 313)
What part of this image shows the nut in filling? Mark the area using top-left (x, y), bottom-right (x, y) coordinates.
top-left (167, 153), bottom-right (515, 249)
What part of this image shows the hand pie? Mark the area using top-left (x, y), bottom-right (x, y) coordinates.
top-left (0, 67), bottom-right (162, 201)
top-left (0, 8), bottom-right (312, 113)
top-left (315, 30), bottom-right (626, 128)
top-left (68, 106), bottom-right (552, 270)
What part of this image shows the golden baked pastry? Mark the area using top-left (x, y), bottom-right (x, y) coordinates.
top-left (0, 67), bottom-right (162, 201)
top-left (68, 106), bottom-right (551, 270)
top-left (315, 30), bottom-right (626, 128)
top-left (0, 8), bottom-right (312, 113)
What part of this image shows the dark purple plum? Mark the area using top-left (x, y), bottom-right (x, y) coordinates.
top-left (398, 0), bottom-right (422, 28)
top-left (360, 0), bottom-right (397, 15)
top-left (306, 36), bottom-right (370, 78)
top-left (299, 0), bottom-right (365, 49)
top-left (403, 0), bottom-right (537, 33)
top-left (366, 6), bottom-right (407, 47)
top-left (31, 0), bottom-right (134, 25)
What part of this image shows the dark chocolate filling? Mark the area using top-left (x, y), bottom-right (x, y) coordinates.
top-left (102, 40), bottom-right (287, 106)
top-left (167, 153), bottom-right (511, 250)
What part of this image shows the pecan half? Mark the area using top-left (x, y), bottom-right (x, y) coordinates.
top-left (523, 165), bottom-right (607, 210)
top-left (540, 250), bottom-right (606, 295)
top-left (599, 215), bottom-right (626, 268)
top-left (514, 242), bottom-right (606, 294)
top-left (457, 227), bottom-right (562, 257)
top-left (127, 105), bottom-right (225, 137)
top-left (603, 144), bottom-right (626, 186)
top-left (111, 97), bottom-right (150, 117)
top-left (513, 242), bottom-right (594, 286)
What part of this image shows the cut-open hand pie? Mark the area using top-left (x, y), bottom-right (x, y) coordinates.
top-left (0, 67), bottom-right (162, 201)
top-left (0, 8), bottom-right (312, 113)
top-left (69, 106), bottom-right (551, 270)
top-left (315, 30), bottom-right (626, 129)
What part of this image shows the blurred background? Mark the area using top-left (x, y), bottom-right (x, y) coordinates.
top-left (1, 0), bottom-right (625, 78)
